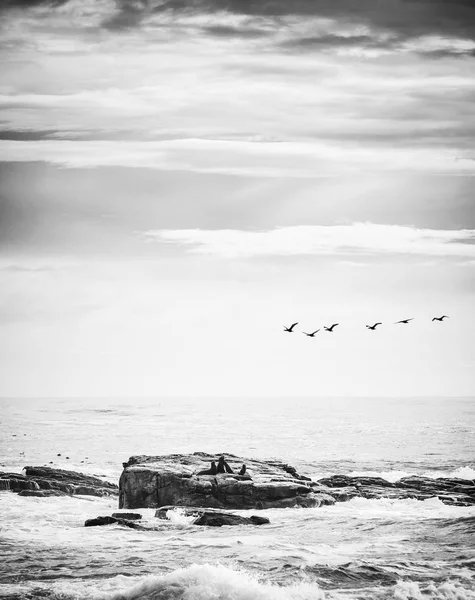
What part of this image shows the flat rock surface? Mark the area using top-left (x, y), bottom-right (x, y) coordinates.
top-left (156, 505), bottom-right (270, 526)
top-left (0, 466), bottom-right (118, 498)
top-left (119, 452), bottom-right (335, 510)
top-left (317, 475), bottom-right (475, 506)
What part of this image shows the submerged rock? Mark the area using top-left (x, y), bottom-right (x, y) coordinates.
top-left (111, 512), bottom-right (142, 520)
top-left (317, 475), bottom-right (475, 506)
top-left (85, 515), bottom-right (145, 529)
top-left (156, 506), bottom-right (270, 527)
top-left (119, 452), bottom-right (335, 510)
top-left (0, 466), bottom-right (118, 498)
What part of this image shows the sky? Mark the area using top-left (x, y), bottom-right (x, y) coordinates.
top-left (0, 0), bottom-right (474, 398)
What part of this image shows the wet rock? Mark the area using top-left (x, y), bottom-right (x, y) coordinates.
top-left (111, 512), bottom-right (142, 520)
top-left (0, 480), bottom-right (11, 491)
top-left (85, 515), bottom-right (145, 529)
top-left (155, 506), bottom-right (270, 527)
top-left (18, 489), bottom-right (68, 498)
top-left (119, 452), bottom-right (335, 510)
top-left (317, 475), bottom-right (475, 506)
top-left (85, 516), bottom-right (118, 527)
top-left (0, 467), bottom-right (118, 499)
top-left (7, 478), bottom-right (40, 492)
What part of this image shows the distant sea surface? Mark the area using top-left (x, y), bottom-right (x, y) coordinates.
top-left (1, 397), bottom-right (474, 600)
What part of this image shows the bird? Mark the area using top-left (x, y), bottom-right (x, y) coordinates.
top-left (303, 329), bottom-right (320, 337)
top-left (432, 316), bottom-right (449, 322)
top-left (283, 322), bottom-right (298, 332)
top-left (324, 324), bottom-right (339, 332)
top-left (366, 323), bottom-right (382, 330)
top-left (395, 318), bottom-right (414, 324)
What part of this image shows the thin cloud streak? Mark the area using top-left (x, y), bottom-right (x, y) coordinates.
top-left (143, 223), bottom-right (475, 258)
top-left (1, 139), bottom-right (474, 176)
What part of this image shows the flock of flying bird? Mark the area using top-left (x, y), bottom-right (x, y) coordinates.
top-left (283, 316), bottom-right (449, 336)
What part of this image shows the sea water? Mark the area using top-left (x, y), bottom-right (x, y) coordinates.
top-left (0, 397), bottom-right (474, 599)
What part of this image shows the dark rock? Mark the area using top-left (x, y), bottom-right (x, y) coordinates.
top-left (317, 475), bottom-right (475, 506)
top-left (85, 515), bottom-right (145, 529)
top-left (119, 453), bottom-right (335, 510)
top-left (7, 478), bottom-right (40, 492)
top-left (250, 515), bottom-right (271, 525)
top-left (0, 467), bottom-right (118, 499)
top-left (155, 506), bottom-right (270, 527)
top-left (111, 512), bottom-right (142, 520)
top-left (85, 516), bottom-right (119, 527)
top-left (18, 489), bottom-right (67, 497)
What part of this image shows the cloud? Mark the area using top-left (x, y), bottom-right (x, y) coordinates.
top-left (201, 24), bottom-right (271, 39)
top-left (279, 33), bottom-right (393, 52)
top-left (0, 264), bottom-right (55, 272)
top-left (94, 0), bottom-right (475, 43)
top-left (141, 223), bottom-right (475, 258)
top-left (1, 138), bottom-right (475, 177)
top-left (0, 0), bottom-right (69, 9)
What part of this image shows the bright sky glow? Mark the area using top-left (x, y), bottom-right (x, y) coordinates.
top-left (1, 0), bottom-right (474, 397)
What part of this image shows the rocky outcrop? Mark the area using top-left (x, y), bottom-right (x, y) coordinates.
top-left (0, 467), bottom-right (118, 498)
top-left (111, 512), bottom-right (142, 520)
top-left (156, 506), bottom-right (270, 526)
top-left (119, 453), bottom-right (335, 510)
top-left (85, 515), bottom-right (145, 529)
top-left (317, 475), bottom-right (475, 506)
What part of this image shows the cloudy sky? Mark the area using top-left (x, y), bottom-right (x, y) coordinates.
top-left (1, 0), bottom-right (474, 398)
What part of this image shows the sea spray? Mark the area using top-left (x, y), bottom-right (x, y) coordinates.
top-left (47, 564), bottom-right (327, 600)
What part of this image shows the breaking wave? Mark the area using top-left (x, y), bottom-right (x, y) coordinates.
top-left (45, 564), bottom-right (326, 600)
top-left (345, 465), bottom-right (475, 483)
top-left (38, 565), bottom-right (475, 600)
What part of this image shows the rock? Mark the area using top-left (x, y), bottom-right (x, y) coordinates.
top-left (85, 515), bottom-right (145, 529)
top-left (18, 489), bottom-right (68, 497)
top-left (0, 467), bottom-right (118, 499)
top-left (85, 516), bottom-right (118, 527)
top-left (6, 478), bottom-right (40, 492)
top-left (119, 453), bottom-right (335, 510)
top-left (155, 506), bottom-right (270, 527)
top-left (111, 512), bottom-right (142, 520)
top-left (317, 475), bottom-right (475, 506)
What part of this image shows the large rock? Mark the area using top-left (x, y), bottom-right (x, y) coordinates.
top-left (156, 506), bottom-right (270, 526)
top-left (0, 467), bottom-right (118, 498)
top-left (119, 453), bottom-right (335, 510)
top-left (317, 475), bottom-right (475, 506)
top-left (85, 515), bottom-right (146, 529)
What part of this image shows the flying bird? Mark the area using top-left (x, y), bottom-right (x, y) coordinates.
top-left (395, 318), bottom-right (414, 324)
top-left (324, 324), bottom-right (339, 332)
top-left (284, 323), bottom-right (298, 332)
top-left (303, 329), bottom-right (320, 337)
top-left (432, 316), bottom-right (449, 322)
top-left (366, 323), bottom-right (382, 330)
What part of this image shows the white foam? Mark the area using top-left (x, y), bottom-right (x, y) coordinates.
top-left (394, 580), bottom-right (475, 600)
top-left (319, 465), bottom-right (475, 483)
top-left (46, 564), bottom-right (327, 600)
top-left (320, 495), bottom-right (475, 520)
top-left (347, 470), bottom-right (413, 483)
top-left (165, 507), bottom-right (198, 527)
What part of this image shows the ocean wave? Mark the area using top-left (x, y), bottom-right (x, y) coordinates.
top-left (393, 579), bottom-right (475, 600)
top-left (164, 508), bottom-right (197, 528)
top-left (39, 565), bottom-right (475, 600)
top-left (47, 564), bottom-right (326, 600)
top-left (305, 562), bottom-right (399, 589)
top-left (343, 466), bottom-right (475, 483)
top-left (323, 495), bottom-right (475, 518)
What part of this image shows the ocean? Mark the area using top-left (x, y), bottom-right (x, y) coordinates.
top-left (1, 397), bottom-right (474, 600)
